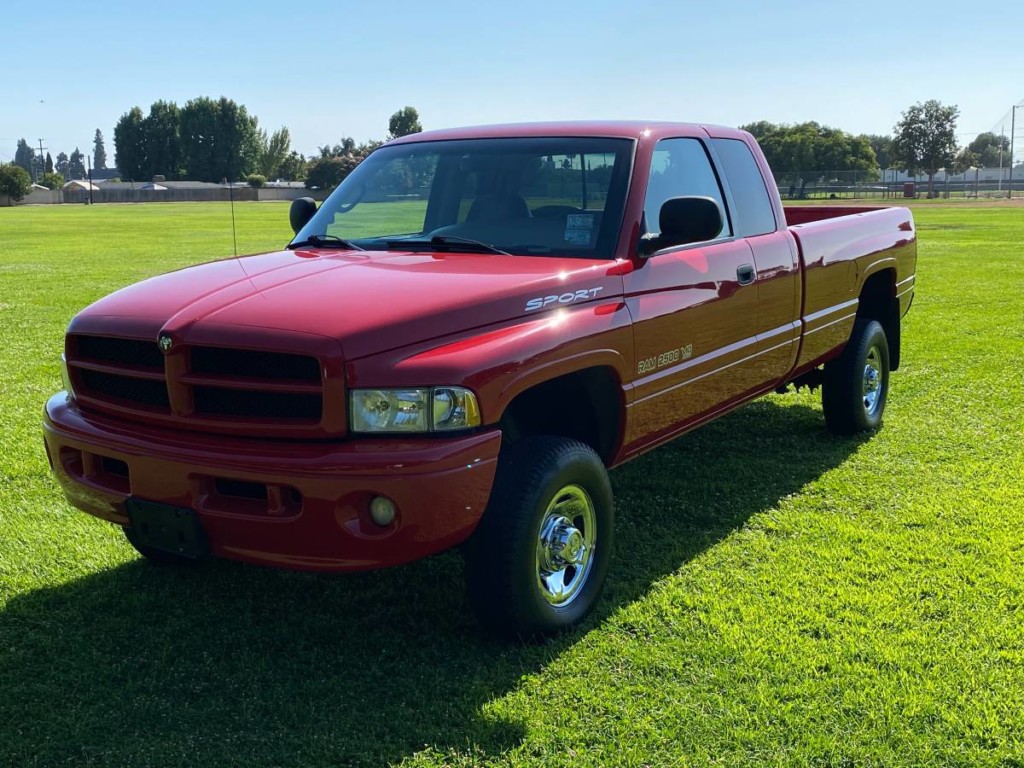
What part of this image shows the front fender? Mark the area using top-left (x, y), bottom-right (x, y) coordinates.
top-left (345, 300), bottom-right (634, 425)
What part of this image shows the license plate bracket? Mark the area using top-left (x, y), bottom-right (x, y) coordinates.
top-left (126, 499), bottom-right (208, 559)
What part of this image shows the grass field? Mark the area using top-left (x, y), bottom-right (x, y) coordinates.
top-left (1, 201), bottom-right (1023, 767)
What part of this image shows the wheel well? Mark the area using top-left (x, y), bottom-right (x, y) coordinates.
top-left (857, 270), bottom-right (901, 370)
top-left (497, 367), bottom-right (622, 465)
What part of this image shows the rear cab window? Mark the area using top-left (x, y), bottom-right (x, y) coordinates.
top-left (711, 138), bottom-right (778, 237)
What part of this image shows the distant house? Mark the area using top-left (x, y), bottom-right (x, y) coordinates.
top-left (63, 180), bottom-right (100, 191)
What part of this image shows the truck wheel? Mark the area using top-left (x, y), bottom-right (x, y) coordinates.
top-left (123, 526), bottom-right (198, 566)
top-left (822, 319), bottom-right (890, 435)
top-left (464, 436), bottom-right (613, 639)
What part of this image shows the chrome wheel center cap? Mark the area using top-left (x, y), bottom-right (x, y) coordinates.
top-left (541, 516), bottom-right (586, 570)
top-left (864, 366), bottom-right (879, 392)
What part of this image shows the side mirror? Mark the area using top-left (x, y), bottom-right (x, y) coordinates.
top-left (289, 197), bottom-right (318, 234)
top-left (640, 196), bottom-right (724, 256)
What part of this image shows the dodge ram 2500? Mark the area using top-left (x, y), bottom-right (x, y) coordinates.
top-left (44, 121), bottom-right (916, 636)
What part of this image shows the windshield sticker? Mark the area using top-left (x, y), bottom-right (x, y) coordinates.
top-left (566, 214), bottom-right (594, 230)
top-left (564, 213), bottom-right (595, 246)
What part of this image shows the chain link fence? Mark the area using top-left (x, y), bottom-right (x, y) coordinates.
top-left (770, 169), bottom-right (1024, 200)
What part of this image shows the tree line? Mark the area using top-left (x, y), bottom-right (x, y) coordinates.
top-left (3, 102), bottom-right (422, 202)
top-left (4, 97), bottom-right (1016, 203)
top-left (113, 97), bottom-right (301, 184)
top-left (108, 100), bottom-right (422, 188)
top-left (8, 130), bottom-right (106, 188)
top-left (304, 107), bottom-right (422, 190)
top-left (746, 100), bottom-right (1015, 198)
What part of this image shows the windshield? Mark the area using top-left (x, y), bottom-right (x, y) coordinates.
top-left (293, 137), bottom-right (634, 259)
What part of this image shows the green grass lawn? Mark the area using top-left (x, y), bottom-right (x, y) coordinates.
top-left (1, 201), bottom-right (1022, 767)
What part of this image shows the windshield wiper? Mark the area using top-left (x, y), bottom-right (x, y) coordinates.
top-left (288, 234), bottom-right (364, 251)
top-left (386, 235), bottom-right (510, 256)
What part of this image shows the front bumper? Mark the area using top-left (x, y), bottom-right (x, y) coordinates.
top-left (43, 393), bottom-right (501, 571)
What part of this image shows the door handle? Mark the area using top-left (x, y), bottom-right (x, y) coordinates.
top-left (737, 264), bottom-right (756, 285)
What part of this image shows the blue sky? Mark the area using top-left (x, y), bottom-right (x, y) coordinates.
top-left (3, 0), bottom-right (1022, 165)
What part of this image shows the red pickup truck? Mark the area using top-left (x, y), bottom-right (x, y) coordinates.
top-left (44, 122), bottom-right (916, 637)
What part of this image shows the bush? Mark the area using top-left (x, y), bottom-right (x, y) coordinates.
top-left (0, 164), bottom-right (32, 204)
top-left (39, 172), bottom-right (66, 190)
top-left (246, 174), bottom-right (266, 188)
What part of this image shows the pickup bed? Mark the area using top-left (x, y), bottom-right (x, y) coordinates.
top-left (43, 121), bottom-right (916, 637)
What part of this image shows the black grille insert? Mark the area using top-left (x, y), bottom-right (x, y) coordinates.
top-left (100, 456), bottom-right (130, 478)
top-left (193, 386), bottom-right (322, 420)
top-left (190, 347), bottom-right (320, 381)
top-left (80, 369), bottom-right (170, 409)
top-left (214, 478), bottom-right (267, 500)
top-left (76, 336), bottom-right (164, 369)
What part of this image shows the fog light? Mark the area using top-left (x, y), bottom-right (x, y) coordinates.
top-left (369, 496), bottom-right (396, 526)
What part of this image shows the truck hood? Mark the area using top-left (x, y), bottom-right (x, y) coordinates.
top-left (70, 248), bottom-right (626, 359)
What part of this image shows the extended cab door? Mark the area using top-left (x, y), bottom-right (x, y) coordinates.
top-left (711, 136), bottom-right (801, 385)
top-left (623, 136), bottom-right (763, 452)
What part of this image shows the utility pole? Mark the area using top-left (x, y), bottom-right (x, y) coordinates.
top-left (998, 125), bottom-right (1004, 193)
top-left (36, 138), bottom-right (47, 182)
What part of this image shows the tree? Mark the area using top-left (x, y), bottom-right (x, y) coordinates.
top-left (69, 148), bottom-right (86, 180)
top-left (862, 134), bottom-right (894, 170)
top-left (257, 126), bottom-right (291, 179)
top-left (320, 137), bottom-right (357, 157)
top-left (953, 147), bottom-right (979, 176)
top-left (0, 164), bottom-right (32, 204)
top-left (741, 121), bottom-right (877, 197)
top-left (276, 151), bottom-right (307, 181)
top-left (967, 132), bottom-right (1011, 169)
top-left (307, 136), bottom-right (382, 189)
top-left (14, 139), bottom-right (34, 177)
top-left (305, 155), bottom-right (362, 190)
top-left (45, 152), bottom-right (54, 174)
top-left (179, 96), bottom-right (260, 182)
top-left (93, 129), bottom-right (107, 169)
top-left (891, 100), bottom-right (959, 198)
top-left (388, 106), bottom-right (421, 139)
top-left (55, 152), bottom-right (69, 180)
top-left (114, 106), bottom-right (146, 181)
top-left (39, 171), bottom-right (65, 190)
top-left (143, 100), bottom-right (182, 179)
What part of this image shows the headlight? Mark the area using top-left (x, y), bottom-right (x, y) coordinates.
top-left (350, 387), bottom-right (481, 433)
top-left (60, 353), bottom-right (75, 398)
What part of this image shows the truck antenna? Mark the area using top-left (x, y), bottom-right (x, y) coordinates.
top-left (228, 177), bottom-right (239, 257)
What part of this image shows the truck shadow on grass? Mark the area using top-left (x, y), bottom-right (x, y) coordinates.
top-left (1, 400), bottom-right (866, 767)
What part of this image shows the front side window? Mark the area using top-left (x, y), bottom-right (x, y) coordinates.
top-left (643, 138), bottom-right (730, 239)
top-left (294, 137), bottom-right (634, 259)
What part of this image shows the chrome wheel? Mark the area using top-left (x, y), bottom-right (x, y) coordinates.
top-left (863, 345), bottom-right (883, 416)
top-left (535, 484), bottom-right (597, 606)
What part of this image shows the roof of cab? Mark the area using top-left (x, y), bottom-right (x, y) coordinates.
top-left (386, 120), bottom-right (745, 145)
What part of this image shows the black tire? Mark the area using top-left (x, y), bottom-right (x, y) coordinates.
top-left (464, 436), bottom-right (614, 639)
top-left (822, 319), bottom-right (890, 435)
top-left (123, 526), bottom-right (198, 566)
